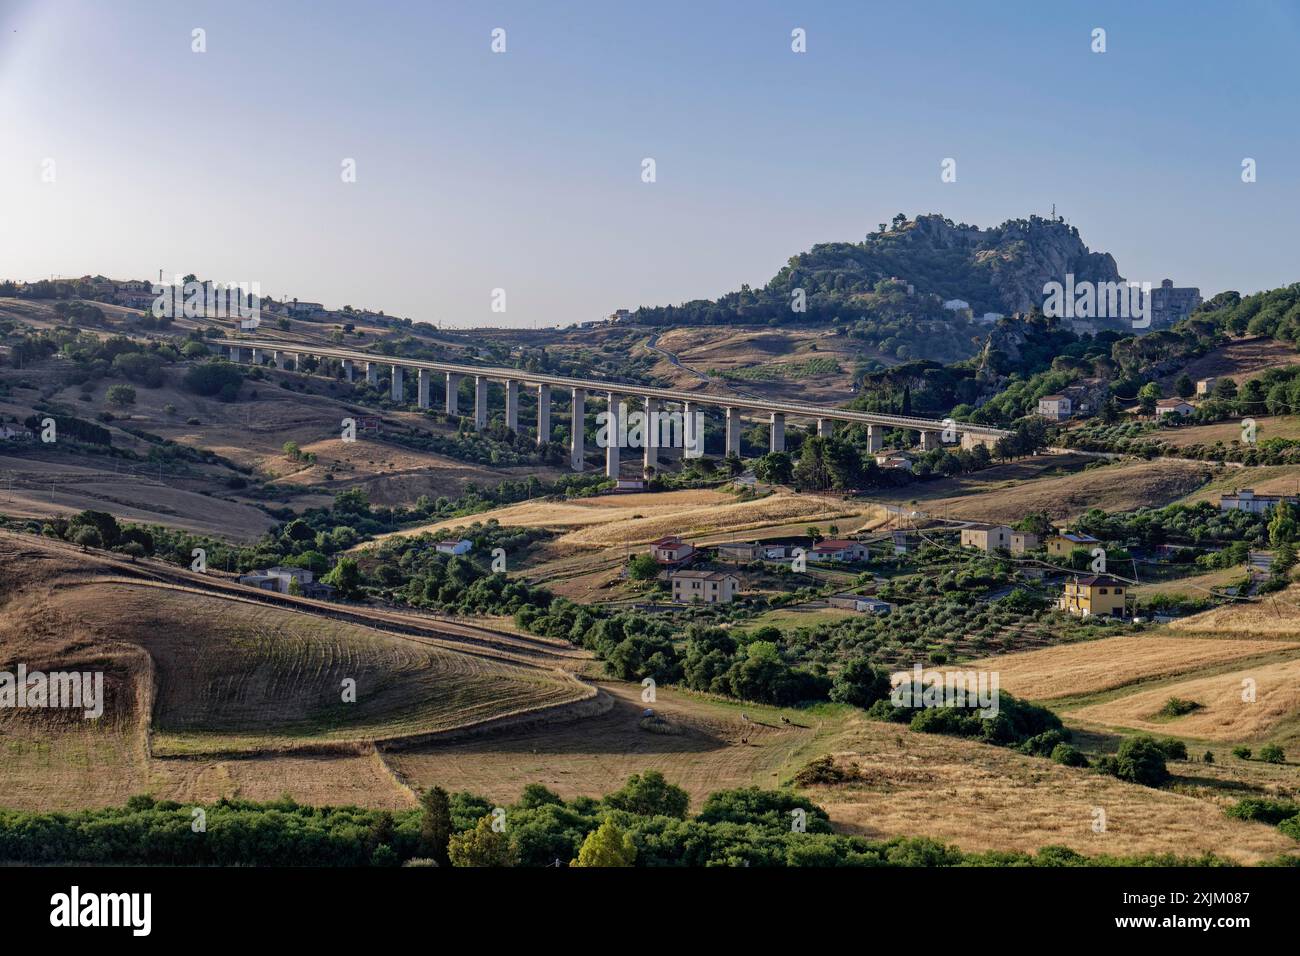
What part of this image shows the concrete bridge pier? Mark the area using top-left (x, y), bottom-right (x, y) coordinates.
top-left (250, 347), bottom-right (265, 365)
top-left (725, 407), bottom-right (742, 458)
top-left (390, 365), bottom-right (404, 402)
top-left (445, 373), bottom-right (460, 416)
top-left (505, 379), bottom-right (519, 433)
top-left (643, 397), bottom-right (659, 475)
top-left (273, 350), bottom-right (287, 370)
top-left (683, 401), bottom-right (700, 458)
top-left (474, 376), bottom-right (489, 430)
top-left (570, 388), bottom-right (586, 471)
top-left (342, 359), bottom-right (354, 382)
top-left (605, 393), bottom-right (622, 478)
top-left (228, 346), bottom-right (242, 362)
top-left (918, 430), bottom-right (939, 451)
top-left (365, 362), bottom-right (380, 386)
top-left (417, 368), bottom-right (431, 408)
top-left (536, 384), bottom-right (551, 446)
top-left (770, 412), bottom-right (785, 453)
top-left (817, 418), bottom-right (833, 438)
top-left (865, 424), bottom-right (883, 452)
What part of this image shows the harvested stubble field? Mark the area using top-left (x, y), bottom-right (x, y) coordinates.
top-left (0, 532), bottom-right (593, 806)
top-left (49, 581), bottom-right (591, 756)
top-left (387, 681), bottom-right (845, 808)
top-left (978, 634), bottom-right (1300, 702)
top-left (807, 724), bottom-right (1297, 863)
top-left (1070, 657), bottom-right (1300, 743)
top-left (878, 456), bottom-right (1213, 523)
top-left (367, 488), bottom-right (877, 551)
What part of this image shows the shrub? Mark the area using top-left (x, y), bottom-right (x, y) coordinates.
top-left (1156, 737), bottom-right (1188, 761)
top-left (1050, 743), bottom-right (1089, 767)
top-left (1259, 744), bottom-right (1286, 764)
top-left (106, 384), bottom-right (136, 407)
top-left (1225, 798), bottom-right (1299, 825)
top-left (1113, 736), bottom-right (1171, 787)
top-left (1232, 746), bottom-right (1253, 760)
top-left (1158, 697), bottom-right (1202, 718)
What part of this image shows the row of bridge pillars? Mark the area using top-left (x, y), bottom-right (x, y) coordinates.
top-left (225, 345), bottom-right (949, 476)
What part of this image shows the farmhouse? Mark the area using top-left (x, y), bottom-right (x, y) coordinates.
top-left (961, 524), bottom-right (1011, 553)
top-left (1036, 394), bottom-right (1072, 421)
top-left (891, 529), bottom-right (919, 554)
top-left (810, 539), bottom-right (870, 562)
top-left (715, 541), bottom-right (764, 562)
top-left (1219, 490), bottom-right (1300, 515)
top-left (1155, 398), bottom-right (1195, 418)
top-left (827, 594), bottom-right (893, 614)
top-left (1058, 575), bottom-right (1131, 618)
top-left (1046, 532), bottom-right (1100, 557)
top-left (651, 535), bottom-right (696, 565)
top-left (1010, 531), bottom-right (1039, 555)
top-left (1195, 377), bottom-right (1216, 397)
top-left (435, 539), bottom-right (472, 556)
top-left (238, 566), bottom-right (335, 599)
top-left (670, 569), bottom-right (740, 604)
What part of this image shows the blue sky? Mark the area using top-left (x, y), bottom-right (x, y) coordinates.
top-left (2, 0), bottom-right (1297, 327)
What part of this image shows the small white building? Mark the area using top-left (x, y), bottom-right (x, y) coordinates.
top-left (960, 524), bottom-right (1012, 553)
top-left (810, 539), bottom-right (870, 563)
top-left (1037, 394), bottom-right (1072, 420)
top-left (1219, 490), bottom-right (1300, 515)
top-left (435, 539), bottom-right (473, 556)
top-left (651, 536), bottom-right (696, 565)
top-left (671, 569), bottom-right (740, 604)
top-left (827, 594), bottom-right (892, 615)
top-left (1155, 398), bottom-right (1195, 418)
top-left (1195, 377), bottom-right (1216, 397)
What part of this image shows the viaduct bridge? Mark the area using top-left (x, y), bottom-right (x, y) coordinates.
top-left (214, 339), bottom-right (1011, 478)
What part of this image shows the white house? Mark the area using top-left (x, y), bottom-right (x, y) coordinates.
top-left (670, 569), bottom-right (740, 604)
top-left (810, 539), bottom-right (870, 563)
top-left (1037, 394), bottom-right (1072, 420)
top-left (1219, 490), bottom-right (1300, 515)
top-left (1195, 377), bottom-right (1216, 397)
top-left (651, 536), bottom-right (696, 565)
top-left (1155, 398), bottom-right (1195, 418)
top-left (435, 539), bottom-right (472, 556)
top-left (960, 524), bottom-right (1012, 553)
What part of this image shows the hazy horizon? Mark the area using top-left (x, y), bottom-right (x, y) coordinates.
top-left (3, 0), bottom-right (1298, 328)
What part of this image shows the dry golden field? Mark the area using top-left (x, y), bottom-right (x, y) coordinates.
top-left (981, 635), bottom-right (1300, 701)
top-left (871, 456), bottom-right (1213, 522)
top-left (363, 488), bottom-right (878, 551)
top-left (1070, 657), bottom-right (1300, 742)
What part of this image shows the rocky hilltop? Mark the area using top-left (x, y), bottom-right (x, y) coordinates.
top-left (633, 212), bottom-right (1123, 327)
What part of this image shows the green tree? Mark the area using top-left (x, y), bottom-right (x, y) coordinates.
top-left (1174, 373), bottom-right (1195, 399)
top-left (1115, 735), bottom-right (1170, 787)
top-left (447, 815), bottom-right (517, 867)
top-left (106, 384), bottom-right (136, 407)
top-left (754, 451), bottom-right (794, 484)
top-left (322, 557), bottom-right (364, 599)
top-left (418, 786), bottom-right (453, 866)
top-left (571, 820), bottom-right (636, 867)
top-left (604, 771), bottom-right (689, 819)
top-left (626, 553), bottom-right (660, 581)
top-left (282, 440), bottom-right (301, 460)
top-left (1268, 501), bottom-right (1296, 546)
top-left (1138, 382), bottom-right (1161, 416)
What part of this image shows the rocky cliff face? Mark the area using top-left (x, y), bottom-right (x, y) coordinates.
top-left (909, 213), bottom-right (1123, 314)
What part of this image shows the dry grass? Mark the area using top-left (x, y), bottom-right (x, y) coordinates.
top-left (363, 488), bottom-right (873, 551)
top-left (1071, 657), bottom-right (1300, 742)
top-left (977, 634), bottom-right (1299, 701)
top-left (810, 721), bottom-right (1296, 863)
top-left (1165, 585), bottom-right (1300, 640)
top-left (388, 682), bottom-right (843, 810)
top-left (872, 457), bottom-right (1213, 522)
